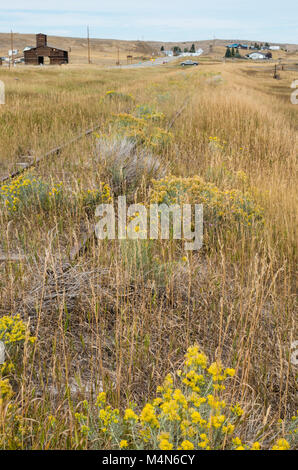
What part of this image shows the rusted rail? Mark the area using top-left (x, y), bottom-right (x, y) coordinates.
top-left (1, 100), bottom-right (191, 262)
top-left (0, 124), bottom-right (101, 184)
top-left (166, 96), bottom-right (191, 131)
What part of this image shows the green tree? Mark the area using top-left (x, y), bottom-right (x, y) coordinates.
top-left (172, 46), bottom-right (182, 55)
top-left (190, 43), bottom-right (196, 53)
top-left (225, 47), bottom-right (231, 58)
top-left (160, 45), bottom-right (164, 51)
top-left (231, 47), bottom-right (235, 56)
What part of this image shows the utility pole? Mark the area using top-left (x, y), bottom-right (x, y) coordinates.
top-left (9, 29), bottom-right (14, 69)
top-left (87, 25), bottom-right (91, 64)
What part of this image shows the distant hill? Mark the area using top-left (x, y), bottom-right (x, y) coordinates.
top-left (0, 32), bottom-right (297, 65)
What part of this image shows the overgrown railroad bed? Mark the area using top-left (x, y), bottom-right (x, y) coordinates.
top-left (0, 61), bottom-right (297, 449)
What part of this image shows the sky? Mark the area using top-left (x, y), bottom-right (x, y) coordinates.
top-left (0, 0), bottom-right (297, 44)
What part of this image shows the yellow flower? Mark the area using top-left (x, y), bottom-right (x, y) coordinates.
top-left (0, 378), bottom-right (13, 402)
top-left (230, 403), bottom-right (244, 417)
top-left (158, 432), bottom-right (170, 441)
top-left (48, 415), bottom-right (56, 426)
top-left (120, 440), bottom-right (128, 448)
top-left (232, 437), bottom-right (242, 446)
top-left (140, 404), bottom-right (159, 428)
top-left (124, 408), bottom-right (139, 421)
top-left (96, 392), bottom-right (106, 406)
top-left (222, 423), bottom-right (235, 434)
top-left (271, 438), bottom-right (290, 450)
top-left (224, 368), bottom-right (236, 377)
top-left (159, 439), bottom-right (173, 450)
top-left (251, 442), bottom-right (261, 450)
top-left (178, 440), bottom-right (194, 450)
top-left (185, 345), bottom-right (208, 369)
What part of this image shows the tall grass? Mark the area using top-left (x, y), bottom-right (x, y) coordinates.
top-left (0, 61), bottom-right (297, 449)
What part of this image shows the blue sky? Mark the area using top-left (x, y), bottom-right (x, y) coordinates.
top-left (0, 1), bottom-right (297, 43)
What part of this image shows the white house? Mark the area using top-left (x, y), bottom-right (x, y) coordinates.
top-left (163, 48), bottom-right (203, 57)
top-left (269, 46), bottom-right (280, 50)
top-left (247, 52), bottom-right (267, 60)
top-left (180, 49), bottom-right (203, 57)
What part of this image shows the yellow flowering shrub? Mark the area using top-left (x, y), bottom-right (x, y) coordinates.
top-left (0, 315), bottom-right (36, 346)
top-left (0, 343), bottom-right (295, 450)
top-left (111, 104), bottom-right (172, 149)
top-left (0, 173), bottom-right (63, 213)
top-left (208, 135), bottom-right (227, 151)
top-left (0, 315), bottom-right (36, 386)
top-left (135, 104), bottom-right (165, 122)
top-left (271, 438), bottom-right (290, 450)
top-left (72, 345), bottom-right (295, 450)
top-left (103, 90), bottom-right (134, 102)
top-left (79, 182), bottom-right (112, 211)
top-left (150, 175), bottom-right (264, 229)
top-left (0, 378), bottom-right (13, 404)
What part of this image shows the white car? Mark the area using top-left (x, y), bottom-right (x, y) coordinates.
top-left (180, 60), bottom-right (199, 66)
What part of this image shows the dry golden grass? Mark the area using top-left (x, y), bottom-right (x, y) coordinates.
top-left (0, 57), bottom-right (297, 449)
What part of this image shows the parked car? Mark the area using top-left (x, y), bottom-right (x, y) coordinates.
top-left (180, 60), bottom-right (199, 66)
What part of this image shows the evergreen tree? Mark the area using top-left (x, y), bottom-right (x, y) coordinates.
top-left (172, 46), bottom-right (182, 55)
top-left (225, 48), bottom-right (231, 58)
top-left (231, 47), bottom-right (235, 56)
top-left (160, 45), bottom-right (164, 51)
top-left (190, 43), bottom-right (196, 53)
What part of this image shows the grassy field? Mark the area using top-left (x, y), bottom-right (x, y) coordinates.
top-left (0, 57), bottom-right (297, 450)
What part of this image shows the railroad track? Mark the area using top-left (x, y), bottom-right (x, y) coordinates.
top-left (1, 98), bottom-right (191, 263)
top-left (0, 124), bottom-right (101, 185)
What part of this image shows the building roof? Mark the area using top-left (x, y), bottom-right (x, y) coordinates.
top-left (24, 45), bottom-right (68, 53)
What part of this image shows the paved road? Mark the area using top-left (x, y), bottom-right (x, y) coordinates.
top-left (113, 56), bottom-right (178, 69)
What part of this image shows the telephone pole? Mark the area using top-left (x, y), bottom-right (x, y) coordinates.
top-left (87, 26), bottom-right (91, 64)
top-left (9, 29), bottom-right (14, 69)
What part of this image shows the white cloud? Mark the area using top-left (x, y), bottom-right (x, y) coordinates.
top-left (0, 1), bottom-right (297, 42)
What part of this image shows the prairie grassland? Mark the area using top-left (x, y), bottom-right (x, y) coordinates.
top-left (0, 60), bottom-right (297, 450)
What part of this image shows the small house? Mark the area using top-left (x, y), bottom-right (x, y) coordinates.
top-left (246, 52), bottom-right (267, 60)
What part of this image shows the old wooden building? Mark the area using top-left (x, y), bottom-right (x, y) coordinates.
top-left (24, 34), bottom-right (68, 65)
